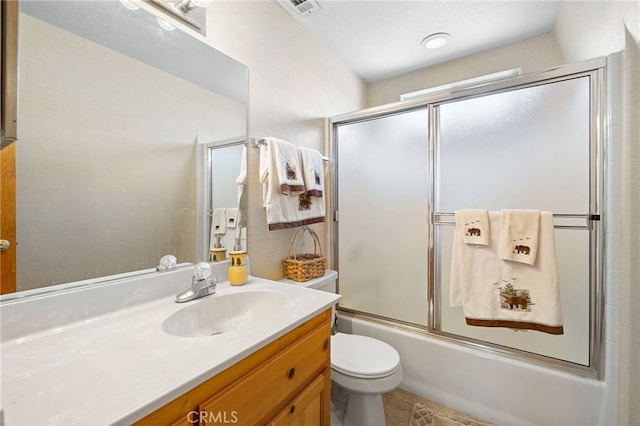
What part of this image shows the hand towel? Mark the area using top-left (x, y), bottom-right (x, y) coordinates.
top-left (267, 137), bottom-right (306, 196)
top-left (211, 208), bottom-right (227, 235)
top-left (450, 211), bottom-right (563, 335)
top-left (455, 209), bottom-right (489, 246)
top-left (499, 210), bottom-right (540, 265)
top-left (258, 138), bottom-right (325, 230)
top-left (226, 207), bottom-right (239, 229)
top-left (299, 147), bottom-right (324, 197)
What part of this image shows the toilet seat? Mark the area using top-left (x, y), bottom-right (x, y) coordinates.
top-left (331, 333), bottom-right (400, 379)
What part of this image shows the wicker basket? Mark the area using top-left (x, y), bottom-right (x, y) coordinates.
top-left (283, 227), bottom-right (326, 282)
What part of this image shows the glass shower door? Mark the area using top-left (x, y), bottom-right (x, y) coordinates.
top-left (433, 75), bottom-right (595, 366)
top-left (332, 59), bottom-right (604, 376)
top-left (335, 108), bottom-right (429, 326)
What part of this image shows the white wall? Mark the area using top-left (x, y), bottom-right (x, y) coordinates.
top-left (205, 1), bottom-right (366, 279)
top-left (554, 1), bottom-right (639, 62)
top-left (553, 2), bottom-right (640, 424)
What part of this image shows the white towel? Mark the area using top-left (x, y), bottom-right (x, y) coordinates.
top-left (499, 210), bottom-right (540, 265)
top-left (226, 207), bottom-right (239, 229)
top-left (258, 138), bottom-right (325, 230)
top-left (450, 211), bottom-right (563, 335)
top-left (299, 147), bottom-right (324, 197)
top-left (259, 140), bottom-right (272, 207)
top-left (267, 137), bottom-right (306, 196)
top-left (235, 146), bottom-right (247, 205)
top-left (211, 208), bottom-right (227, 235)
top-left (455, 209), bottom-right (489, 246)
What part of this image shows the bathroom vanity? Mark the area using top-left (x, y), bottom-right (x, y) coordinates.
top-left (138, 308), bottom-right (332, 425)
top-left (0, 264), bottom-right (339, 425)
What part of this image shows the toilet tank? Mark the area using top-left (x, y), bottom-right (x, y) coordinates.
top-left (279, 270), bottom-right (338, 293)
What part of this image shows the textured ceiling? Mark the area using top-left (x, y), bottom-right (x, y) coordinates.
top-left (279, 0), bottom-right (562, 82)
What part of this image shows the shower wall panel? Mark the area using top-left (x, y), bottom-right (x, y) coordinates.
top-left (336, 108), bottom-right (429, 326)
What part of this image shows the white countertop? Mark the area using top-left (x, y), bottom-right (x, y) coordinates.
top-left (0, 271), bottom-right (339, 425)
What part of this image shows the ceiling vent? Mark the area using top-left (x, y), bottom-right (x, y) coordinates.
top-left (285, 0), bottom-right (321, 16)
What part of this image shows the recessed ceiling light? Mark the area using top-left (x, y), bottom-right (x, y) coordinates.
top-left (421, 32), bottom-right (451, 50)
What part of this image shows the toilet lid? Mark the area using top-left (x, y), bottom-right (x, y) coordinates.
top-left (331, 333), bottom-right (400, 379)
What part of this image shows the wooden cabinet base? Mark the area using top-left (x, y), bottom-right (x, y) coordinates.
top-left (135, 309), bottom-right (332, 426)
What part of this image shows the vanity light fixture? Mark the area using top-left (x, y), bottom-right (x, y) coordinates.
top-left (150, 0), bottom-right (211, 34)
top-left (174, 0), bottom-right (212, 13)
top-left (421, 32), bottom-right (451, 50)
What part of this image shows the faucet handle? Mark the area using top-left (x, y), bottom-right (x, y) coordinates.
top-left (192, 262), bottom-right (212, 280)
top-left (157, 254), bottom-right (177, 271)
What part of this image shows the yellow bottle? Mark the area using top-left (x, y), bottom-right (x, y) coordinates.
top-left (228, 251), bottom-right (248, 285)
top-left (209, 248), bottom-right (227, 262)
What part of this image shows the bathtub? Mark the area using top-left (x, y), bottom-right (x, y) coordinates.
top-left (337, 314), bottom-right (615, 426)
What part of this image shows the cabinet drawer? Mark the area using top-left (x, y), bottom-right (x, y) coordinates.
top-left (268, 372), bottom-right (330, 426)
top-left (199, 323), bottom-right (330, 425)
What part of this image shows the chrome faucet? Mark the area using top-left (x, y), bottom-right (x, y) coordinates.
top-left (175, 262), bottom-right (218, 303)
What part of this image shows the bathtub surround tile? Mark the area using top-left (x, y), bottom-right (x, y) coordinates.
top-left (606, 305), bottom-right (619, 344)
top-left (605, 269), bottom-right (620, 313)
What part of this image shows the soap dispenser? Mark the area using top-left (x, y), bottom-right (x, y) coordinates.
top-left (228, 251), bottom-right (248, 285)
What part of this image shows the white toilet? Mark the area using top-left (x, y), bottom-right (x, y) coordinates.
top-left (280, 270), bottom-right (403, 426)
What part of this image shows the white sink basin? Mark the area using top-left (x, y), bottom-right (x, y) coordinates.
top-left (161, 290), bottom-right (287, 337)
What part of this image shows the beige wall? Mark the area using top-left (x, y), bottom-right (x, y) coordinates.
top-left (205, 1), bottom-right (367, 279)
top-left (367, 33), bottom-right (564, 107)
top-left (17, 14), bottom-right (245, 290)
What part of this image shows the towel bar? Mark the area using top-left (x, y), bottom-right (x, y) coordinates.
top-left (432, 212), bottom-right (600, 230)
top-left (251, 138), bottom-right (330, 162)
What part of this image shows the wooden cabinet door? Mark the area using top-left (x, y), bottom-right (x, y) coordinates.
top-left (1, 142), bottom-right (16, 293)
top-left (268, 372), bottom-right (331, 426)
top-left (198, 322), bottom-right (329, 425)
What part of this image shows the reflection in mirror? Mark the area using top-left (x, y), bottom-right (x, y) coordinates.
top-left (202, 139), bottom-right (247, 263)
top-left (149, 0), bottom-right (210, 35)
top-left (9, 1), bottom-right (247, 296)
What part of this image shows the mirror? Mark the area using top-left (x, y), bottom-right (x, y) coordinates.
top-left (200, 138), bottom-right (247, 262)
top-left (10, 1), bottom-right (247, 294)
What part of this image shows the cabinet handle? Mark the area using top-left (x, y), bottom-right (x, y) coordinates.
top-left (288, 367), bottom-right (295, 379)
top-left (323, 339), bottom-right (329, 351)
top-left (290, 405), bottom-right (296, 414)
